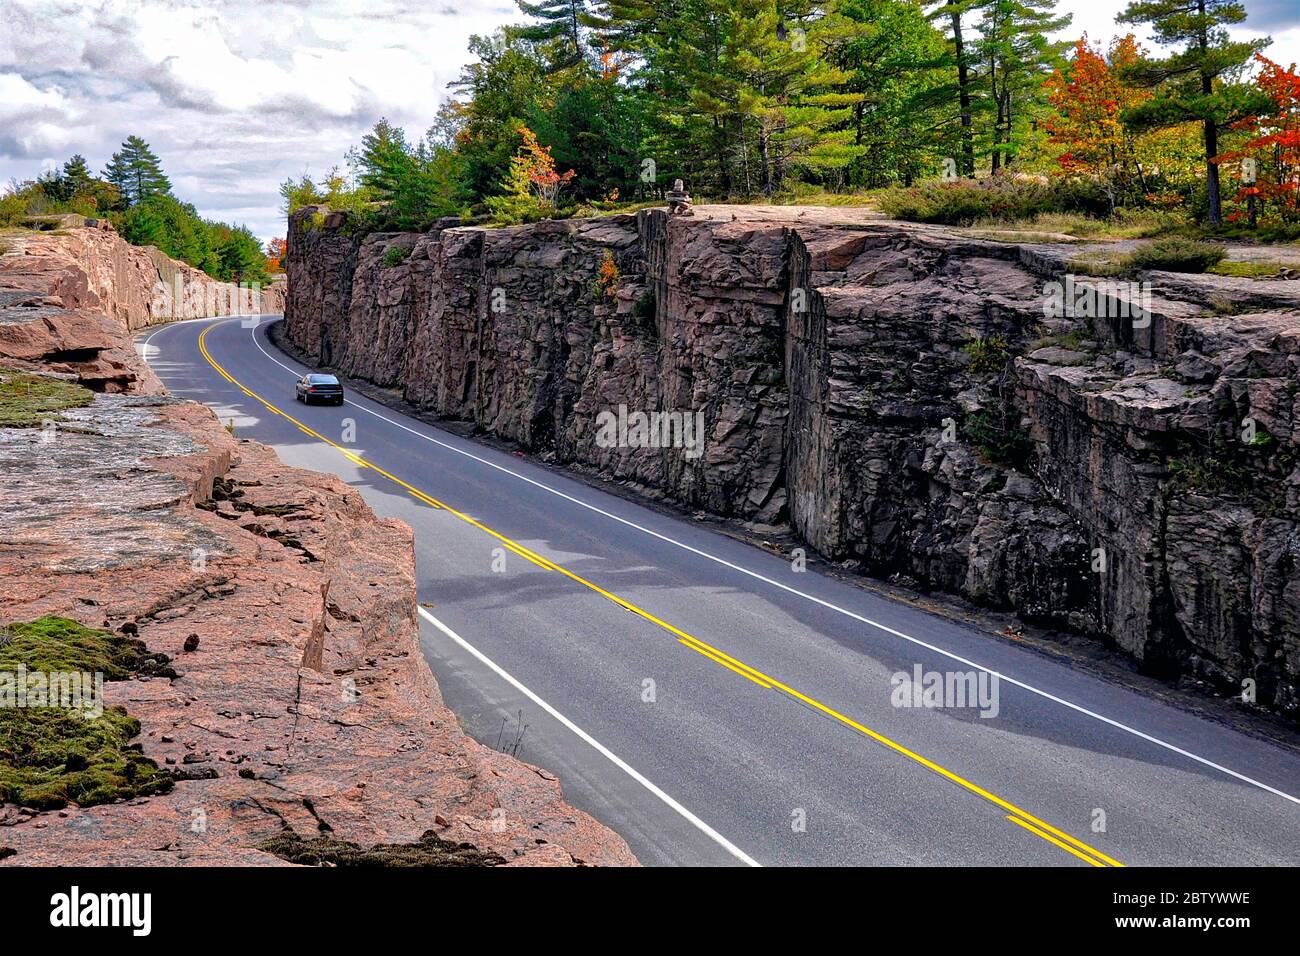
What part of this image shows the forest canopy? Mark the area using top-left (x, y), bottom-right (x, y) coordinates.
top-left (284, 0), bottom-right (1297, 235)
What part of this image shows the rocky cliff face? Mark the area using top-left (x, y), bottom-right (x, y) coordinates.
top-left (5, 221), bottom-right (284, 331)
top-left (284, 204), bottom-right (1300, 718)
top-left (0, 222), bottom-right (283, 393)
top-left (0, 222), bottom-right (635, 865)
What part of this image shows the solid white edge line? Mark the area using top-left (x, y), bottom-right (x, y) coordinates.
top-left (228, 318), bottom-right (1298, 809)
top-left (416, 606), bottom-right (761, 867)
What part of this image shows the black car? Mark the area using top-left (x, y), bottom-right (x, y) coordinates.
top-left (295, 373), bottom-right (344, 406)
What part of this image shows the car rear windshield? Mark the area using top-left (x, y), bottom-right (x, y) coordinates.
top-left (308, 375), bottom-right (339, 384)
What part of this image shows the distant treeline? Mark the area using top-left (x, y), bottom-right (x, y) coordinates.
top-left (1, 135), bottom-right (276, 283)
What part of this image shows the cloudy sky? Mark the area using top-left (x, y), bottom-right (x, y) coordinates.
top-left (2, 0), bottom-right (1297, 245)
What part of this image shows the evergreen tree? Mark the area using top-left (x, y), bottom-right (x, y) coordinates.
top-left (103, 136), bottom-right (172, 206)
top-left (527, 71), bottom-right (645, 200)
top-left (928, 0), bottom-right (989, 177)
top-left (61, 154), bottom-right (94, 195)
top-left (214, 225), bottom-right (267, 284)
top-left (1118, 0), bottom-right (1269, 223)
top-left (978, 0), bottom-right (1071, 171)
top-left (831, 0), bottom-right (953, 187)
top-left (450, 33), bottom-right (551, 199)
top-left (512, 0), bottom-right (592, 70)
top-left (349, 118), bottom-right (462, 229)
top-left (351, 119), bottom-right (412, 202)
top-left (35, 154), bottom-right (112, 208)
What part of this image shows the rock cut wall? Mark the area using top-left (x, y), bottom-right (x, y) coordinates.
top-left (285, 204), bottom-right (1300, 717)
top-left (0, 222), bottom-right (284, 392)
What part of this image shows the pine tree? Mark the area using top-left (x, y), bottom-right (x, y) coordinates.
top-left (103, 136), bottom-right (172, 206)
top-left (1118, 0), bottom-right (1269, 223)
top-left (831, 0), bottom-right (954, 187)
top-left (601, 0), bottom-right (864, 195)
top-left (512, 0), bottom-right (591, 70)
top-left (928, 0), bottom-right (989, 177)
top-left (351, 119), bottom-right (412, 202)
top-left (978, 0), bottom-right (1071, 171)
top-left (61, 155), bottom-right (94, 195)
top-left (35, 154), bottom-right (97, 204)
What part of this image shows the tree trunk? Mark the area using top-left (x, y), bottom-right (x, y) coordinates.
top-left (1203, 111), bottom-right (1221, 224)
top-left (951, 11), bottom-right (974, 177)
top-left (715, 118), bottom-right (731, 196)
top-left (1002, 87), bottom-right (1014, 167)
top-left (1198, 0), bottom-right (1222, 225)
top-left (990, 56), bottom-right (1003, 173)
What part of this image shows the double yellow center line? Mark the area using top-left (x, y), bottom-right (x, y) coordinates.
top-left (196, 321), bottom-right (1122, 867)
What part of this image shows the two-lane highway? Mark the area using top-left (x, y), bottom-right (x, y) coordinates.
top-left (138, 315), bottom-right (1300, 866)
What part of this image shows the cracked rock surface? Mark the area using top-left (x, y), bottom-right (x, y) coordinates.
top-left (0, 226), bottom-right (635, 866)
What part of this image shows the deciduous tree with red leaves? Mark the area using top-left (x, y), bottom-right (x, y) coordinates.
top-left (1216, 54), bottom-right (1300, 226)
top-left (486, 125), bottom-right (577, 223)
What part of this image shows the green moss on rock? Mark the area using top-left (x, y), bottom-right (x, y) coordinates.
top-left (0, 617), bottom-right (174, 810)
top-left (0, 706), bottom-right (173, 810)
top-left (0, 617), bottom-right (172, 680)
top-left (0, 373), bottom-right (93, 427)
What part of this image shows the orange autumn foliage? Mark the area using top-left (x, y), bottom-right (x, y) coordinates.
top-left (596, 249), bottom-right (619, 297)
top-left (515, 125), bottom-right (576, 207)
top-left (265, 237), bottom-right (286, 272)
top-left (1043, 35), bottom-right (1149, 176)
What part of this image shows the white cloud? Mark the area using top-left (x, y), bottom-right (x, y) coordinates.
top-left (0, 0), bottom-right (1296, 245)
top-left (1056, 0), bottom-right (1299, 63)
top-left (0, 0), bottom-right (506, 242)
top-left (0, 72), bottom-right (80, 161)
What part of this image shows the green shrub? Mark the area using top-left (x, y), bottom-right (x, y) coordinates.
top-left (965, 407), bottom-right (1033, 470)
top-left (878, 177), bottom-right (1111, 225)
top-left (484, 191), bottom-right (553, 226)
top-left (633, 290), bottom-right (656, 320)
top-left (1129, 238), bottom-right (1226, 274)
top-left (1067, 251), bottom-right (1131, 277)
top-left (1167, 455), bottom-right (1251, 492)
top-left (0, 193), bottom-right (28, 228)
top-left (963, 335), bottom-right (1011, 375)
top-left (382, 244), bottom-right (412, 268)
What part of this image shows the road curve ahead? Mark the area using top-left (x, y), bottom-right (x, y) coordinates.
top-left (138, 315), bottom-right (1300, 867)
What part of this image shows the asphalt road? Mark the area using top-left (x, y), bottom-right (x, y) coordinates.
top-left (138, 315), bottom-right (1300, 867)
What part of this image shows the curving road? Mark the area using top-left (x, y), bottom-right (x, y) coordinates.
top-left (137, 315), bottom-right (1300, 867)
